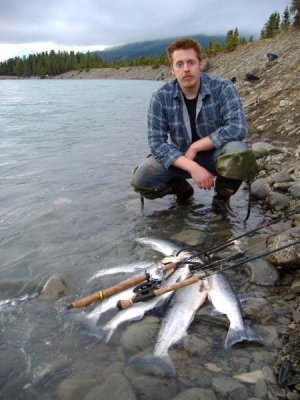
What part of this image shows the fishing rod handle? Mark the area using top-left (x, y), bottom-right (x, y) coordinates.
top-left (66, 262), bottom-right (176, 309)
top-left (117, 292), bottom-right (155, 310)
top-left (153, 275), bottom-right (199, 296)
top-left (117, 275), bottom-right (199, 310)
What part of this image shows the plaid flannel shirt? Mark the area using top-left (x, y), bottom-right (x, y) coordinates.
top-left (147, 72), bottom-right (248, 169)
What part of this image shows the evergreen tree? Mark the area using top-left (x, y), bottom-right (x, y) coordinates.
top-left (225, 28), bottom-right (240, 50)
top-left (260, 12), bottom-right (280, 38)
top-left (281, 6), bottom-right (291, 29)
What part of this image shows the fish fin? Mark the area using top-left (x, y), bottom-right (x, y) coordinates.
top-left (104, 328), bottom-right (114, 343)
top-left (129, 351), bottom-right (176, 377)
top-left (225, 324), bottom-right (264, 349)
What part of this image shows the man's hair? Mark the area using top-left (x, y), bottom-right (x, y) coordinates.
top-left (167, 38), bottom-right (202, 64)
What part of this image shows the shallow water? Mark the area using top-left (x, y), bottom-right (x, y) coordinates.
top-left (0, 79), bottom-right (274, 399)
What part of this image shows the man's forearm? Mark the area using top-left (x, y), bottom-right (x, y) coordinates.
top-left (190, 136), bottom-right (215, 153)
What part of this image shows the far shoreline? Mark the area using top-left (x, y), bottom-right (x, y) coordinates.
top-left (0, 65), bottom-right (173, 82)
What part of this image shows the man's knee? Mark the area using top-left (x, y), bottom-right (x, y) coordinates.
top-left (131, 157), bottom-right (172, 199)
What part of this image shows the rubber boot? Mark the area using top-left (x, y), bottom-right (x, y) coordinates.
top-left (212, 175), bottom-right (242, 214)
top-left (171, 180), bottom-right (194, 204)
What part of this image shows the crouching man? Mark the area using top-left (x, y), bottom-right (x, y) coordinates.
top-left (132, 38), bottom-right (257, 214)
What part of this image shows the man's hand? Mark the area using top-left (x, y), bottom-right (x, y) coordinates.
top-left (189, 163), bottom-right (215, 190)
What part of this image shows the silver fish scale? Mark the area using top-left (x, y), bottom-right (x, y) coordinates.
top-left (153, 279), bottom-right (208, 358)
top-left (102, 265), bottom-right (191, 342)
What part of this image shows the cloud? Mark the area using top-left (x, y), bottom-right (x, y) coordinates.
top-left (0, 0), bottom-right (292, 61)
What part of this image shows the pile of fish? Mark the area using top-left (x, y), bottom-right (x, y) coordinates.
top-left (83, 238), bottom-right (264, 375)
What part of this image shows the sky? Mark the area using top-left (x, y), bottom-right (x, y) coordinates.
top-left (0, 0), bottom-right (292, 62)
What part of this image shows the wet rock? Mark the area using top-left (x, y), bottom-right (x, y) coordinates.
top-left (228, 387), bottom-right (251, 400)
top-left (289, 183), bottom-right (300, 199)
top-left (234, 369), bottom-right (265, 383)
top-left (204, 362), bottom-right (223, 373)
top-left (120, 316), bottom-right (159, 353)
top-left (266, 192), bottom-right (290, 211)
top-left (212, 375), bottom-right (245, 396)
top-left (83, 373), bottom-right (136, 400)
top-left (241, 297), bottom-right (270, 318)
top-left (170, 388), bottom-right (217, 400)
top-left (251, 178), bottom-right (271, 200)
top-left (179, 364), bottom-right (212, 388)
top-left (267, 227), bottom-right (300, 266)
top-left (183, 333), bottom-right (213, 356)
top-left (131, 375), bottom-right (177, 400)
top-left (171, 230), bottom-right (206, 246)
top-left (247, 259), bottom-right (280, 286)
top-left (253, 324), bottom-right (278, 347)
top-left (39, 274), bottom-right (72, 298)
top-left (253, 378), bottom-right (268, 399)
top-left (58, 377), bottom-right (97, 400)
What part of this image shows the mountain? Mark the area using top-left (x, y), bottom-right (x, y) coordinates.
top-left (94, 34), bottom-right (226, 61)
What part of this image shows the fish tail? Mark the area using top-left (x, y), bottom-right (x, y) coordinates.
top-left (129, 351), bottom-right (176, 377)
top-left (225, 324), bottom-right (264, 349)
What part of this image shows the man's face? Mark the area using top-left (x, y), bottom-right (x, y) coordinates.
top-left (171, 48), bottom-right (204, 92)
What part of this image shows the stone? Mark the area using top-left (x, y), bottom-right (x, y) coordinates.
top-left (131, 375), bottom-right (178, 400)
top-left (280, 99), bottom-right (291, 107)
top-left (212, 375), bottom-right (245, 396)
top-left (233, 369), bottom-right (265, 383)
top-left (39, 274), bottom-right (72, 298)
top-left (58, 377), bottom-right (97, 400)
top-left (120, 316), bottom-right (159, 353)
top-left (252, 142), bottom-right (280, 158)
top-left (289, 183), bottom-right (300, 199)
top-left (291, 279), bottom-right (300, 294)
top-left (267, 227), bottom-right (300, 266)
top-left (83, 373), bottom-right (136, 400)
top-left (266, 192), bottom-right (290, 211)
top-left (267, 172), bottom-right (292, 185)
top-left (292, 214), bottom-right (300, 227)
top-left (253, 378), bottom-right (268, 398)
top-left (246, 258), bottom-right (280, 286)
top-left (204, 362), bottom-right (223, 373)
top-left (183, 334), bottom-right (213, 356)
top-left (251, 178), bottom-right (271, 200)
top-left (171, 230), bottom-right (206, 246)
top-left (170, 388), bottom-right (217, 400)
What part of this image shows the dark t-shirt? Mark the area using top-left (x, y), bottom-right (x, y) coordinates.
top-left (183, 95), bottom-right (199, 143)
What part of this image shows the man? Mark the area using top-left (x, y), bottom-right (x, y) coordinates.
top-left (132, 38), bottom-right (256, 214)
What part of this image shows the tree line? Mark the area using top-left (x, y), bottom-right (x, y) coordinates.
top-left (0, 29), bottom-right (252, 77)
top-left (1, 1), bottom-right (299, 78)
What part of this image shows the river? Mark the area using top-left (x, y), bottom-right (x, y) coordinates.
top-left (1, 79), bottom-right (272, 400)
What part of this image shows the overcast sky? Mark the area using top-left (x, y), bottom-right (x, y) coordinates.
top-left (0, 0), bottom-right (292, 61)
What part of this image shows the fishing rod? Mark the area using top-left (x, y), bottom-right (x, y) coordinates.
top-left (176, 207), bottom-right (300, 258)
top-left (66, 248), bottom-right (240, 310)
top-left (66, 260), bottom-right (182, 309)
top-left (66, 208), bottom-right (299, 310)
top-left (117, 239), bottom-right (300, 310)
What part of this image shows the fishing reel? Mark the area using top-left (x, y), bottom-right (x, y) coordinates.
top-left (133, 266), bottom-right (164, 296)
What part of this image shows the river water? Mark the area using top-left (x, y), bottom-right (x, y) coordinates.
top-left (0, 79), bottom-right (272, 399)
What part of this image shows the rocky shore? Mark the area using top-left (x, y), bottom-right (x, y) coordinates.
top-left (2, 27), bottom-right (299, 399)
